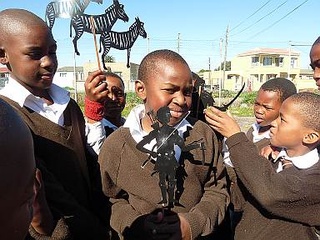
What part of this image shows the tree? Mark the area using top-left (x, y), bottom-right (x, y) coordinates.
top-left (214, 61), bottom-right (231, 71)
top-left (104, 55), bottom-right (115, 63)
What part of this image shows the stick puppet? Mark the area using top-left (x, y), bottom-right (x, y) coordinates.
top-left (136, 106), bottom-right (204, 208)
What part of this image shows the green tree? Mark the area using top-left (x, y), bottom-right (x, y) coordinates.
top-left (214, 61), bottom-right (231, 71)
top-left (104, 55), bottom-right (115, 63)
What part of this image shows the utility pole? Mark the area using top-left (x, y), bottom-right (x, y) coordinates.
top-left (73, 52), bottom-right (78, 102)
top-left (208, 57), bottom-right (211, 89)
top-left (219, 38), bottom-right (223, 106)
top-left (288, 40), bottom-right (292, 80)
top-left (222, 25), bottom-right (229, 90)
top-left (177, 32), bottom-right (181, 53)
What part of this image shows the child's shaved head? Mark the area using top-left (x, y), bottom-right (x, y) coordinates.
top-left (138, 49), bottom-right (191, 84)
top-left (288, 92), bottom-right (320, 132)
top-left (0, 8), bottom-right (49, 45)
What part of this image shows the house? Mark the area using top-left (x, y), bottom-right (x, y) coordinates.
top-left (82, 61), bottom-right (139, 92)
top-left (53, 66), bottom-right (84, 90)
top-left (0, 66), bottom-right (9, 89)
top-left (201, 47), bottom-right (314, 91)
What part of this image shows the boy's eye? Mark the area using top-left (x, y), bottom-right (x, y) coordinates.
top-left (164, 88), bottom-right (176, 94)
top-left (183, 88), bottom-right (192, 96)
top-left (111, 86), bottom-right (124, 97)
top-left (28, 51), bottom-right (43, 60)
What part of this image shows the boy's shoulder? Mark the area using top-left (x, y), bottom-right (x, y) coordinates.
top-left (104, 126), bottom-right (135, 146)
top-left (186, 117), bottom-right (219, 142)
top-left (187, 116), bottom-right (214, 133)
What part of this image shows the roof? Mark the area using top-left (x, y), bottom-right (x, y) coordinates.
top-left (57, 66), bottom-right (83, 72)
top-left (237, 47), bottom-right (300, 57)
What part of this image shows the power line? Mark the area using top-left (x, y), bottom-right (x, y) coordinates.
top-left (230, 0), bottom-right (272, 32)
top-left (231, 0), bottom-right (288, 37)
top-left (248, 0), bottom-right (310, 39)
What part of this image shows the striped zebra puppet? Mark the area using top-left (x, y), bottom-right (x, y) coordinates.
top-left (99, 17), bottom-right (147, 68)
top-left (45, 0), bottom-right (103, 30)
top-left (70, 0), bottom-right (129, 56)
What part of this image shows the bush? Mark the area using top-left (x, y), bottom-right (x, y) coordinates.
top-left (241, 91), bottom-right (257, 105)
top-left (123, 92), bottom-right (142, 117)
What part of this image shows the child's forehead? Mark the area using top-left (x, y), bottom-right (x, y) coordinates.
top-left (258, 89), bottom-right (281, 99)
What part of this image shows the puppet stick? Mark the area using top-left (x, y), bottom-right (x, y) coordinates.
top-left (196, 85), bottom-right (202, 119)
top-left (89, 16), bottom-right (101, 71)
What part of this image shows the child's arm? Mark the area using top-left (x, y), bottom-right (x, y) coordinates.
top-left (84, 70), bottom-right (108, 155)
top-left (205, 107), bottom-right (320, 226)
top-left (30, 169), bottom-right (54, 235)
top-left (226, 132), bottom-right (320, 226)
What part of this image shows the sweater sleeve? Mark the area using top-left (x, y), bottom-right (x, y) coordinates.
top-left (226, 132), bottom-right (320, 226)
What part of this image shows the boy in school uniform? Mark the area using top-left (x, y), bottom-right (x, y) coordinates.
top-left (0, 9), bottom-right (110, 239)
top-left (205, 91), bottom-right (320, 240)
top-left (99, 49), bottom-right (230, 240)
top-left (246, 77), bottom-right (297, 151)
top-left (86, 71), bottom-right (127, 155)
top-left (223, 77), bottom-right (297, 229)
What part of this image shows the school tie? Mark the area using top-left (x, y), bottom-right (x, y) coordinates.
top-left (280, 157), bottom-right (293, 169)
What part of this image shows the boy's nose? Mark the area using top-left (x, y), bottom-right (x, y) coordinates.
top-left (108, 92), bottom-right (116, 101)
top-left (174, 92), bottom-right (187, 105)
top-left (313, 67), bottom-right (320, 81)
top-left (40, 55), bottom-right (56, 68)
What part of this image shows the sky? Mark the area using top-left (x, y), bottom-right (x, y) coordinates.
top-left (0, 0), bottom-right (318, 72)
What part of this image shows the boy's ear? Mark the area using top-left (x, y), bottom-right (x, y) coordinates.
top-left (303, 131), bottom-right (320, 145)
top-left (135, 80), bottom-right (146, 101)
top-left (0, 48), bottom-right (8, 65)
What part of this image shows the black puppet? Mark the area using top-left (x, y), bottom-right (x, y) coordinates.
top-left (136, 106), bottom-right (204, 208)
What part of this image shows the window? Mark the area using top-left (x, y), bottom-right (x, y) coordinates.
top-left (259, 74), bottom-right (264, 82)
top-left (263, 57), bottom-right (272, 66)
top-left (59, 73), bottom-right (67, 77)
top-left (251, 57), bottom-right (259, 66)
top-left (291, 58), bottom-right (298, 68)
top-left (275, 57), bottom-right (284, 67)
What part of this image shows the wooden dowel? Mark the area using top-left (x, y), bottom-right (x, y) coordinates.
top-left (89, 16), bottom-right (101, 71)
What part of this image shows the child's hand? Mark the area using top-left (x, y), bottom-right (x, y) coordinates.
top-left (124, 209), bottom-right (181, 239)
top-left (84, 70), bottom-right (108, 103)
top-left (84, 70), bottom-right (109, 121)
top-left (204, 106), bottom-right (241, 138)
top-left (31, 169), bottom-right (55, 235)
top-left (260, 144), bottom-right (281, 160)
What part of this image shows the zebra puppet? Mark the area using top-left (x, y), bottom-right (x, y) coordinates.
top-left (45, 0), bottom-right (103, 30)
top-left (99, 17), bottom-right (147, 68)
top-left (70, 0), bottom-right (129, 56)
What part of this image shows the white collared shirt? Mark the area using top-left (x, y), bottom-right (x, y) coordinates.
top-left (274, 148), bottom-right (319, 173)
top-left (251, 123), bottom-right (270, 143)
top-left (124, 104), bottom-right (192, 161)
top-left (0, 76), bottom-right (69, 126)
top-left (1, 77), bottom-right (104, 155)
